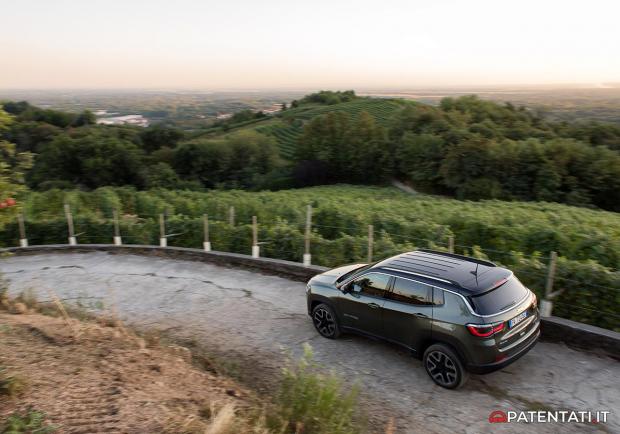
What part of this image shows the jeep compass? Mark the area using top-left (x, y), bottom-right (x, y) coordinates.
top-left (306, 249), bottom-right (540, 388)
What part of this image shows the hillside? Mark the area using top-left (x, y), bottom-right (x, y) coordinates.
top-left (0, 292), bottom-right (366, 434)
top-left (0, 311), bottom-right (255, 433)
top-left (195, 97), bottom-right (410, 159)
top-left (4, 93), bottom-right (620, 210)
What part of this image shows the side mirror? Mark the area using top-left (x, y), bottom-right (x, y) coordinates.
top-left (339, 282), bottom-right (351, 293)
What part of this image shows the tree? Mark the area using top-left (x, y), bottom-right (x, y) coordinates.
top-left (2, 101), bottom-right (31, 116)
top-left (173, 131), bottom-right (279, 188)
top-left (29, 129), bottom-right (145, 189)
top-left (300, 90), bottom-right (358, 105)
top-left (141, 162), bottom-right (181, 189)
top-left (396, 133), bottom-right (446, 191)
top-left (140, 125), bottom-right (185, 153)
top-left (347, 111), bottom-right (389, 183)
top-left (73, 110), bottom-right (96, 127)
top-left (0, 109), bottom-right (33, 224)
top-left (439, 138), bottom-right (503, 199)
top-left (7, 121), bottom-right (61, 152)
top-left (173, 140), bottom-right (230, 186)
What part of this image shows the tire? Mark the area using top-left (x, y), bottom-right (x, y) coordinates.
top-left (423, 343), bottom-right (469, 389)
top-left (311, 303), bottom-right (341, 339)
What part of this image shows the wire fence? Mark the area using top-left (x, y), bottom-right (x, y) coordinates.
top-left (1, 204), bottom-right (619, 331)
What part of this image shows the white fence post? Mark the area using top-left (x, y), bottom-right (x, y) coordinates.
top-left (229, 206), bottom-right (235, 226)
top-left (64, 203), bottom-right (77, 245)
top-left (303, 205), bottom-right (312, 266)
top-left (159, 213), bottom-right (167, 247)
top-left (17, 213), bottom-right (28, 247)
top-left (251, 215), bottom-right (259, 258)
top-left (113, 208), bottom-right (122, 246)
top-left (203, 214), bottom-right (211, 252)
top-left (367, 224), bottom-right (374, 263)
top-left (540, 251), bottom-right (558, 317)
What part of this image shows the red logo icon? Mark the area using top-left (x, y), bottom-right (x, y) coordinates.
top-left (489, 410), bottom-right (508, 423)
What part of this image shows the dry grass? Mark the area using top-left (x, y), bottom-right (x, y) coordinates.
top-left (0, 366), bottom-right (27, 398)
top-left (163, 402), bottom-right (276, 434)
top-left (0, 284), bottom-right (380, 434)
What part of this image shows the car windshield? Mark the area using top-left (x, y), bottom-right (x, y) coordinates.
top-left (469, 277), bottom-right (528, 315)
top-left (336, 263), bottom-right (374, 284)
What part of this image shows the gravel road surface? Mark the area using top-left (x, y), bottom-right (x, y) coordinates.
top-left (1, 252), bottom-right (617, 433)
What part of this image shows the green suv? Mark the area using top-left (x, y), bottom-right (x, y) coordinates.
top-left (306, 250), bottom-right (540, 389)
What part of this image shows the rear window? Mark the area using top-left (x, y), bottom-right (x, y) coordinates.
top-left (469, 277), bottom-right (528, 315)
top-left (389, 277), bottom-right (433, 305)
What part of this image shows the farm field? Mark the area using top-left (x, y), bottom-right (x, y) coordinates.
top-left (4, 185), bottom-right (619, 330)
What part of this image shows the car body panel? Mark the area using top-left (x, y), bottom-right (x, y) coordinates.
top-left (382, 298), bottom-right (433, 350)
top-left (338, 291), bottom-right (385, 336)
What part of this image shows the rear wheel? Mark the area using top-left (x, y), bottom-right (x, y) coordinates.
top-left (311, 303), bottom-right (340, 339)
top-left (423, 344), bottom-right (468, 389)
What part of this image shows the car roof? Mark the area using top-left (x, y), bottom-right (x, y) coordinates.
top-left (374, 250), bottom-right (512, 295)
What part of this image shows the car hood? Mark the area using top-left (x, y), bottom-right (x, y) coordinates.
top-left (311, 263), bottom-right (366, 286)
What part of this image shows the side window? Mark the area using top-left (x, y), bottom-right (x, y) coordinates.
top-left (351, 273), bottom-right (391, 298)
top-left (389, 277), bottom-right (433, 305)
top-left (432, 287), bottom-right (445, 306)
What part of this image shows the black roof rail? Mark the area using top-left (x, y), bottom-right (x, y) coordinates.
top-left (417, 249), bottom-right (496, 267)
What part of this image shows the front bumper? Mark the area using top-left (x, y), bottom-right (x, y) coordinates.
top-left (467, 328), bottom-right (540, 375)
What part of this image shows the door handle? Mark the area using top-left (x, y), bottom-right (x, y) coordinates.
top-left (368, 302), bottom-right (381, 309)
top-left (414, 313), bottom-right (429, 318)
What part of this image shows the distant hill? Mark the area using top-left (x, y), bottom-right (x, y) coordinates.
top-left (195, 97), bottom-right (412, 159)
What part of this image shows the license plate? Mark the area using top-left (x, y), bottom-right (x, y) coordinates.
top-left (509, 311), bottom-right (528, 328)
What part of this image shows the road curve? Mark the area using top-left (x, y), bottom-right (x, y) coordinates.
top-left (1, 252), bottom-right (617, 434)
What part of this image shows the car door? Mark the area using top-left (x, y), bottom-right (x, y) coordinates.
top-left (382, 277), bottom-right (434, 351)
top-left (338, 272), bottom-right (391, 337)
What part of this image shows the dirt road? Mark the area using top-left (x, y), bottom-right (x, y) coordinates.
top-left (1, 252), bottom-right (617, 433)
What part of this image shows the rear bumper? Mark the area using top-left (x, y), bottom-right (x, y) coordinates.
top-left (467, 328), bottom-right (540, 375)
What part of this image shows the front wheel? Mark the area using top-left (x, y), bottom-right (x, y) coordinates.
top-left (423, 344), bottom-right (469, 389)
top-left (311, 303), bottom-right (341, 339)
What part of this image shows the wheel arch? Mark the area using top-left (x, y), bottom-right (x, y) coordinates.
top-left (419, 336), bottom-right (469, 366)
top-left (310, 296), bottom-right (341, 322)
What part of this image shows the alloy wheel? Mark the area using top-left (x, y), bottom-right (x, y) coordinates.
top-left (426, 350), bottom-right (458, 387)
top-left (313, 307), bottom-right (336, 337)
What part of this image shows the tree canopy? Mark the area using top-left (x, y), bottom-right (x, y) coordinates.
top-left (2, 94), bottom-right (620, 211)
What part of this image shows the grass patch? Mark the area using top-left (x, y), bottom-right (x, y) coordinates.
top-left (269, 344), bottom-right (363, 434)
top-left (0, 409), bottom-right (57, 434)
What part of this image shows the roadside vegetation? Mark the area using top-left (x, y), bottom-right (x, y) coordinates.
top-left (0, 284), bottom-right (367, 434)
top-left (2, 185), bottom-right (618, 330)
top-left (273, 344), bottom-right (361, 434)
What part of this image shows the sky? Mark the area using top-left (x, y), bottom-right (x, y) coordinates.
top-left (1, 0), bottom-right (619, 89)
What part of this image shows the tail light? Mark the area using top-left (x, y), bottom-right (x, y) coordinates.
top-left (467, 322), bottom-right (504, 337)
